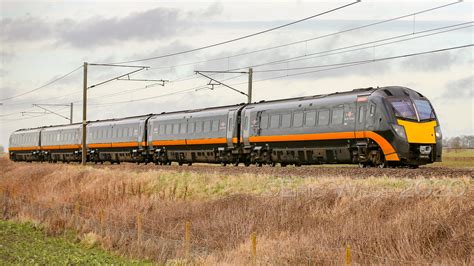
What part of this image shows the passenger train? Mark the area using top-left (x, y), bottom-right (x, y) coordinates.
top-left (8, 86), bottom-right (442, 168)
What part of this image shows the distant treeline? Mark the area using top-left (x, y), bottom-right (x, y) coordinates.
top-left (443, 135), bottom-right (474, 149)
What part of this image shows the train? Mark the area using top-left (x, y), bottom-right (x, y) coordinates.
top-left (8, 86), bottom-right (442, 168)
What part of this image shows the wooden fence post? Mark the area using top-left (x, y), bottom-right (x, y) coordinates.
top-left (251, 232), bottom-right (257, 265)
top-left (136, 213), bottom-right (142, 244)
top-left (99, 209), bottom-right (104, 233)
top-left (346, 244), bottom-right (351, 266)
top-left (185, 221), bottom-right (191, 259)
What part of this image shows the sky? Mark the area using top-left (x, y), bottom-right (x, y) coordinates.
top-left (0, 0), bottom-right (473, 149)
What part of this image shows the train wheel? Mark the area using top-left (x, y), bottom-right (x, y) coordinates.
top-left (188, 163), bottom-right (192, 166)
top-left (257, 162), bottom-right (263, 167)
top-left (280, 163), bottom-right (287, 167)
top-left (178, 162), bottom-right (183, 166)
top-left (244, 162), bottom-right (251, 167)
top-left (271, 162), bottom-right (276, 167)
top-left (221, 162), bottom-right (227, 166)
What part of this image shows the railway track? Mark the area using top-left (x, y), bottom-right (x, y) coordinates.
top-left (89, 163), bottom-right (473, 178)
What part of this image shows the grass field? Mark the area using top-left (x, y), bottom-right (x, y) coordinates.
top-left (0, 220), bottom-right (141, 264)
top-left (430, 149), bottom-right (474, 168)
top-left (0, 156), bottom-right (472, 264)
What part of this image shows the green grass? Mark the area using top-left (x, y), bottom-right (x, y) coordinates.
top-left (429, 149), bottom-right (474, 168)
top-left (0, 220), bottom-right (142, 264)
top-left (442, 149), bottom-right (474, 158)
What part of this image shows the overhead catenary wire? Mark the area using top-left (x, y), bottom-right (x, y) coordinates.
top-left (145, 1), bottom-right (462, 71)
top-left (1, 1), bottom-right (464, 108)
top-left (83, 44), bottom-right (473, 107)
top-left (0, 65), bottom-right (83, 102)
top-left (109, 1), bottom-right (361, 64)
top-left (251, 44), bottom-right (474, 73)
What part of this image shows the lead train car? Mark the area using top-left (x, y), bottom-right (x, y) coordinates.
top-left (240, 86), bottom-right (441, 167)
top-left (8, 86), bottom-right (442, 167)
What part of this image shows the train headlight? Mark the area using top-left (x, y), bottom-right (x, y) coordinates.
top-left (392, 124), bottom-right (407, 140)
top-left (435, 126), bottom-right (442, 139)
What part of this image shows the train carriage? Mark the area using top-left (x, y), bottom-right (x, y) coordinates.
top-left (41, 124), bottom-right (82, 162)
top-left (241, 86), bottom-right (441, 167)
top-left (148, 104), bottom-right (244, 165)
top-left (8, 128), bottom-right (42, 162)
top-left (86, 115), bottom-right (151, 163)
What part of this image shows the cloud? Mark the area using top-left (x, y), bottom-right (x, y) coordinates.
top-left (442, 75), bottom-right (474, 100)
top-left (399, 50), bottom-right (468, 72)
top-left (1, 16), bottom-right (52, 42)
top-left (1, 3), bottom-right (223, 48)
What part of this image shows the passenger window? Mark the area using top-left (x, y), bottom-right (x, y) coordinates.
top-left (159, 124), bottom-right (165, 134)
top-left (196, 121), bottom-right (203, 133)
top-left (260, 114), bottom-right (269, 129)
top-left (173, 124), bottom-right (180, 134)
top-left (107, 128), bottom-right (112, 138)
top-left (304, 110), bottom-right (316, 126)
top-left (358, 106), bottom-right (365, 123)
top-left (293, 112), bottom-right (303, 127)
top-left (332, 108), bottom-right (344, 125)
top-left (113, 128), bottom-right (117, 138)
top-left (180, 123), bottom-right (187, 134)
top-left (189, 122), bottom-right (195, 133)
top-left (211, 120), bottom-right (219, 132)
top-left (203, 120), bottom-right (211, 132)
top-left (370, 104), bottom-right (376, 116)
top-left (165, 124), bottom-right (172, 134)
top-left (129, 127), bottom-right (133, 137)
top-left (118, 129), bottom-right (123, 138)
top-left (318, 109), bottom-right (330, 125)
top-left (281, 113), bottom-right (291, 128)
top-left (270, 114), bottom-right (280, 128)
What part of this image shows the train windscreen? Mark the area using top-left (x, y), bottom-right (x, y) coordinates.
top-left (388, 98), bottom-right (417, 120)
top-left (413, 99), bottom-right (436, 120)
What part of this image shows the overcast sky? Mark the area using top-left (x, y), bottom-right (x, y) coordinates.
top-left (0, 0), bottom-right (473, 148)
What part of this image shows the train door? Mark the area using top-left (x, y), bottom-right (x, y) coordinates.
top-left (241, 107), bottom-right (253, 148)
top-left (355, 96), bottom-right (369, 138)
top-left (226, 109), bottom-right (238, 148)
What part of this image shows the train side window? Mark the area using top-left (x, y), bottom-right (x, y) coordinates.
top-left (304, 110), bottom-right (316, 126)
top-left (358, 106), bottom-right (365, 123)
top-left (370, 104), bottom-right (376, 116)
top-left (107, 128), bottom-right (112, 138)
top-left (203, 120), bottom-right (211, 132)
top-left (180, 123), bottom-right (187, 134)
top-left (281, 113), bottom-right (291, 128)
top-left (165, 124), bottom-right (172, 135)
top-left (173, 123), bottom-right (180, 134)
top-left (129, 127), bottom-right (133, 137)
top-left (260, 114), bottom-right (269, 129)
top-left (189, 122), bottom-right (195, 133)
top-left (211, 120), bottom-right (219, 132)
top-left (318, 109), bottom-right (330, 125)
top-left (158, 124), bottom-right (165, 134)
top-left (270, 114), bottom-right (280, 129)
top-left (332, 108), bottom-right (344, 125)
top-left (293, 112), bottom-right (303, 127)
top-left (117, 128), bottom-right (122, 138)
top-left (196, 121), bottom-right (203, 133)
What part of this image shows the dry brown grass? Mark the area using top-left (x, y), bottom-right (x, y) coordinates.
top-left (0, 157), bottom-right (472, 264)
